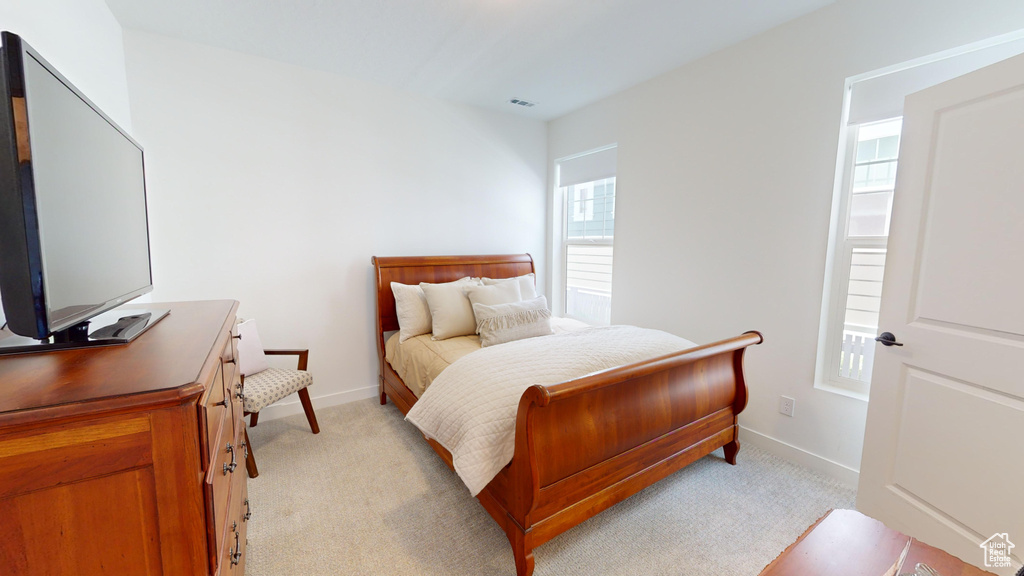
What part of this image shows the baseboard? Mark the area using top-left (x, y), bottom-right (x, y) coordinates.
top-left (738, 426), bottom-right (860, 489)
top-left (255, 385), bottom-right (378, 422)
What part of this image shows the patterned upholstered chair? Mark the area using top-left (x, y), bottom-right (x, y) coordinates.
top-left (239, 346), bottom-right (320, 479)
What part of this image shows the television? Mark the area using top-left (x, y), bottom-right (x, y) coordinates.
top-left (0, 32), bottom-right (166, 354)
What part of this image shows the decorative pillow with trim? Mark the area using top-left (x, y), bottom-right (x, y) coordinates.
top-left (472, 295), bottom-right (553, 347)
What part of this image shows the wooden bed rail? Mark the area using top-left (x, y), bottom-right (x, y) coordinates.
top-left (524, 330), bottom-right (764, 406)
top-left (503, 330), bottom-right (763, 565)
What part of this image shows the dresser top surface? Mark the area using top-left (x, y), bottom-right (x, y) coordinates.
top-left (0, 300), bottom-right (237, 421)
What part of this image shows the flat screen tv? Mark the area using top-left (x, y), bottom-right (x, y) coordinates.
top-left (0, 32), bottom-right (166, 354)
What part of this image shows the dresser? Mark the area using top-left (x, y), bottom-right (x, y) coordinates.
top-left (760, 509), bottom-right (997, 576)
top-left (0, 300), bottom-right (250, 576)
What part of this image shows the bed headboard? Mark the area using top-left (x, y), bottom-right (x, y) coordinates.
top-left (371, 254), bottom-right (535, 335)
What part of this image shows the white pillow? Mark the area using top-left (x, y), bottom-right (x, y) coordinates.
top-left (472, 296), bottom-right (553, 347)
top-left (420, 281), bottom-right (477, 340)
top-left (392, 277), bottom-right (475, 342)
top-left (419, 280), bottom-right (485, 340)
top-left (465, 281), bottom-right (521, 308)
top-left (465, 282), bottom-right (522, 334)
top-left (236, 319), bottom-right (269, 376)
top-left (482, 273), bottom-right (537, 299)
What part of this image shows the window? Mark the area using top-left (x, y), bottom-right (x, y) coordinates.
top-left (555, 146), bottom-right (617, 325)
top-left (821, 118), bottom-right (901, 394)
top-left (816, 32), bottom-right (1024, 397)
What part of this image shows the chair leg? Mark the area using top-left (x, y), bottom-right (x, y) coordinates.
top-left (298, 388), bottom-right (320, 434)
top-left (244, 427), bottom-right (259, 479)
top-left (249, 411), bottom-right (259, 427)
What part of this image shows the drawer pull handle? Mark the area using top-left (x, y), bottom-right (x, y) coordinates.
top-left (240, 441), bottom-right (249, 460)
top-left (229, 524), bottom-right (242, 565)
top-left (244, 498), bottom-right (252, 521)
top-left (233, 333), bottom-right (242, 340)
top-left (223, 443), bottom-right (237, 475)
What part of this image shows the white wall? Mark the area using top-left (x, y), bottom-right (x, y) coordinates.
top-left (548, 0), bottom-right (1024, 484)
top-left (0, 0), bottom-right (131, 129)
top-left (0, 0), bottom-right (132, 330)
top-left (122, 31), bottom-right (547, 415)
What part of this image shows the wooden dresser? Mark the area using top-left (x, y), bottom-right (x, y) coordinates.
top-left (0, 300), bottom-right (250, 576)
top-left (760, 509), bottom-right (997, 576)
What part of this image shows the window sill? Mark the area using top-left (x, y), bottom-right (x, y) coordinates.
top-left (814, 380), bottom-right (870, 402)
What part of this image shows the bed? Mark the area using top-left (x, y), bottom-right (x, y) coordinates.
top-left (372, 253), bottom-right (762, 576)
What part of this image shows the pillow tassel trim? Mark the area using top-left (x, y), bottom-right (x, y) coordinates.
top-left (476, 307), bottom-right (551, 334)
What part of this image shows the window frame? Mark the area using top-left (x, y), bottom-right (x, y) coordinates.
top-left (816, 120), bottom-right (899, 399)
top-left (815, 31), bottom-right (1024, 401)
top-left (552, 145), bottom-right (617, 325)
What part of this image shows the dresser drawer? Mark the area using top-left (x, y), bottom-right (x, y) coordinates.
top-left (222, 359), bottom-right (240, 424)
top-left (204, 409), bottom-right (237, 572)
top-left (199, 362), bottom-right (228, 470)
top-left (227, 362), bottom-right (244, 435)
top-left (219, 472), bottom-right (250, 576)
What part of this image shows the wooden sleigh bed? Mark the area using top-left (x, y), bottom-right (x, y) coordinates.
top-left (372, 254), bottom-right (762, 576)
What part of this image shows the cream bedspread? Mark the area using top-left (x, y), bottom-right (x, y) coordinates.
top-left (385, 332), bottom-right (481, 397)
top-left (404, 326), bottom-right (696, 495)
top-left (384, 317), bottom-right (589, 397)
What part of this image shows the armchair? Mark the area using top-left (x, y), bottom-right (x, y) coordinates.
top-left (240, 348), bottom-right (320, 478)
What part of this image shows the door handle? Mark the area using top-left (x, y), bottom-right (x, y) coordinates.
top-left (875, 332), bottom-right (904, 347)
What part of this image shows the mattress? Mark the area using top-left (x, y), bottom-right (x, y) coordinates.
top-left (384, 317), bottom-right (589, 397)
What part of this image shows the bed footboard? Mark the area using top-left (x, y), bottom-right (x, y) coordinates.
top-left (487, 330), bottom-right (763, 576)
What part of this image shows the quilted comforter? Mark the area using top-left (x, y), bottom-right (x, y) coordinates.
top-left (405, 325), bottom-right (696, 495)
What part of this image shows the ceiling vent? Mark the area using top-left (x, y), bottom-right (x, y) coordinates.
top-left (509, 98), bottom-right (536, 108)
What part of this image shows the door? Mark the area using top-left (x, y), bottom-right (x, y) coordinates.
top-left (857, 53), bottom-right (1024, 575)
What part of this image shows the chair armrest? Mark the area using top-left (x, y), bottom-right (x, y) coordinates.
top-left (263, 349), bottom-right (309, 371)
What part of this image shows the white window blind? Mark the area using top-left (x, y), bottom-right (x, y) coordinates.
top-left (557, 147), bottom-right (617, 188)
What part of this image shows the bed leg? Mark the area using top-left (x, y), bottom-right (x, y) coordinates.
top-left (379, 376), bottom-right (387, 405)
top-left (723, 439), bottom-right (740, 465)
top-left (506, 525), bottom-right (534, 576)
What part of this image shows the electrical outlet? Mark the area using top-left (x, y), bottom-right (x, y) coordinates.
top-left (779, 396), bottom-right (795, 417)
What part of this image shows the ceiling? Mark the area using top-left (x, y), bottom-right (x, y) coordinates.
top-left (105, 0), bottom-right (834, 121)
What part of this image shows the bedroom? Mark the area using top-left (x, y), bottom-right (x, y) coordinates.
top-left (0, 0), bottom-right (1021, 574)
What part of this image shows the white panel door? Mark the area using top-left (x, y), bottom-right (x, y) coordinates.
top-left (857, 52), bottom-right (1024, 575)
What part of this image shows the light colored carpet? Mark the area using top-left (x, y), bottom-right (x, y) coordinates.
top-left (244, 399), bottom-right (854, 576)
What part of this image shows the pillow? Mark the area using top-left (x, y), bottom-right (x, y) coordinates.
top-left (236, 319), bottom-right (269, 376)
top-left (392, 277), bottom-right (475, 342)
top-left (464, 280), bottom-right (521, 308)
top-left (420, 280), bottom-right (481, 340)
top-left (472, 296), bottom-right (553, 347)
top-left (482, 273), bottom-right (537, 299)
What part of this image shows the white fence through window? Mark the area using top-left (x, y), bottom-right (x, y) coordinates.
top-left (837, 248), bottom-right (886, 383)
top-left (565, 244), bottom-right (612, 325)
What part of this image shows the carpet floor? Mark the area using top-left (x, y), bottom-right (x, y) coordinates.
top-left (244, 398), bottom-right (855, 575)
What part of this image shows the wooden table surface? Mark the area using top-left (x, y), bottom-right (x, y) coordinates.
top-left (759, 509), bottom-right (997, 576)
